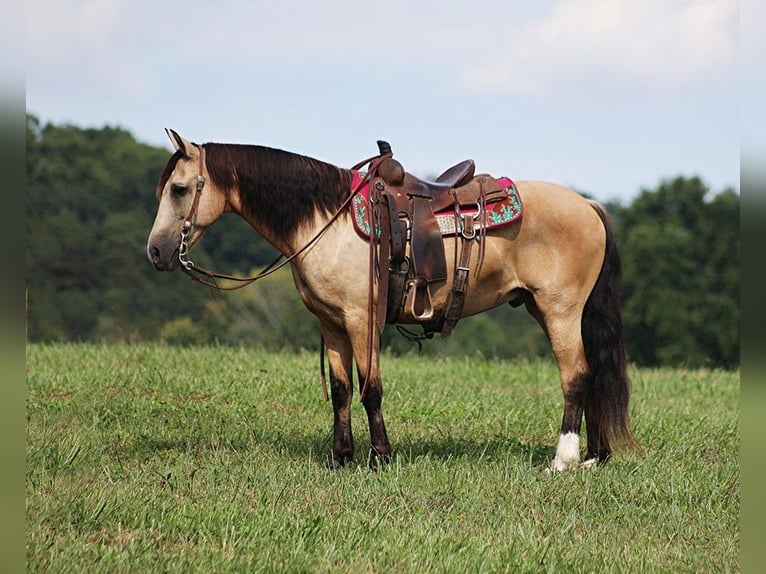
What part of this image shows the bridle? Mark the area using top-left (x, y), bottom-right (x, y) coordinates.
top-left (177, 146), bottom-right (207, 273)
top-left (177, 144), bottom-right (391, 291)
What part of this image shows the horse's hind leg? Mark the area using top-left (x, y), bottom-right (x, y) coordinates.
top-left (321, 323), bottom-right (355, 469)
top-left (526, 299), bottom-right (588, 471)
top-left (550, 341), bottom-right (589, 471)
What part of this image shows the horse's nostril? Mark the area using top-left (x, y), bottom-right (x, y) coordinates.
top-left (148, 244), bottom-right (163, 269)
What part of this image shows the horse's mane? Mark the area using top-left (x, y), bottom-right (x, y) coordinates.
top-left (156, 143), bottom-right (352, 241)
top-left (204, 143), bottom-right (352, 241)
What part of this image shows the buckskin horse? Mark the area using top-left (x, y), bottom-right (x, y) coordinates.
top-left (146, 130), bottom-right (638, 471)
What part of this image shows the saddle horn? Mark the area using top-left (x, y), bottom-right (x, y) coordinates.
top-left (375, 141), bottom-right (405, 186)
top-left (377, 140), bottom-right (392, 155)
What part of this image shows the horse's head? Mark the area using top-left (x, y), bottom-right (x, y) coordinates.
top-left (146, 129), bottom-right (227, 271)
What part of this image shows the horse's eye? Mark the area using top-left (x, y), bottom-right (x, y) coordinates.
top-left (171, 184), bottom-right (188, 198)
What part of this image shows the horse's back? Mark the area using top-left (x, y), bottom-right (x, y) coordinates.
top-left (515, 180), bottom-right (603, 231)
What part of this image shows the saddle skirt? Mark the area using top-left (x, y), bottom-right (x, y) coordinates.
top-left (350, 171), bottom-right (522, 240)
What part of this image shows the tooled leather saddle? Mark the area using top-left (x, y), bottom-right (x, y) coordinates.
top-left (352, 141), bottom-right (522, 340)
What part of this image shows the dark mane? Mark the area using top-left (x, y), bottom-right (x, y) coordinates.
top-left (203, 143), bottom-right (352, 241)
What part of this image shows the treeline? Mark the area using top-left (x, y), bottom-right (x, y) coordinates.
top-left (26, 114), bottom-right (740, 368)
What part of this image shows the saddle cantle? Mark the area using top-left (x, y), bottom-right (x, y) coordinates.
top-left (351, 141), bottom-right (523, 338)
top-left (435, 159), bottom-right (476, 188)
top-left (379, 157), bottom-right (477, 203)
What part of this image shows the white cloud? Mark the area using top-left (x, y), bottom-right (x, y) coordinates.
top-left (27, 1), bottom-right (737, 103)
top-left (27, 0), bottom-right (153, 100)
top-left (463, 0), bottom-right (738, 97)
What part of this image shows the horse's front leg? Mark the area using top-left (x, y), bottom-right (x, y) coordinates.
top-left (351, 329), bottom-right (391, 469)
top-left (321, 323), bottom-right (355, 469)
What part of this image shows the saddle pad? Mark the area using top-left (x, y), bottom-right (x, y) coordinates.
top-left (349, 171), bottom-right (522, 240)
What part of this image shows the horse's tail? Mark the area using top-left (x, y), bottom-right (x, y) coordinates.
top-left (582, 202), bottom-right (639, 454)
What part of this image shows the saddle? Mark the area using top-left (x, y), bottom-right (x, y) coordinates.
top-left (362, 141), bottom-right (514, 338)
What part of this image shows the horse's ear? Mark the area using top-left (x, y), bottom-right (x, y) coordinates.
top-left (165, 128), bottom-right (193, 157)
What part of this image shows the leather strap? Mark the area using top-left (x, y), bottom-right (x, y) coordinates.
top-left (410, 195), bottom-right (447, 283)
top-left (179, 145), bottom-right (207, 232)
top-left (383, 192), bottom-right (405, 265)
top-left (375, 190), bottom-right (392, 334)
top-left (441, 231), bottom-right (473, 339)
top-left (441, 178), bottom-right (486, 338)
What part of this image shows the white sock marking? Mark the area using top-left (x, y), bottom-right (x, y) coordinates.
top-left (550, 431), bottom-right (580, 472)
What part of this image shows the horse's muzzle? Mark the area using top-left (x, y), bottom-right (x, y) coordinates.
top-left (147, 239), bottom-right (180, 272)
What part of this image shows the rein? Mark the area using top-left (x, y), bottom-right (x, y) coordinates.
top-left (178, 146), bottom-right (392, 291)
top-left (178, 146), bottom-right (392, 403)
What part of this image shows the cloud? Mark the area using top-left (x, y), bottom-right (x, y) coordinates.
top-left (27, 0), bottom-right (153, 100)
top-left (463, 0), bottom-right (737, 98)
top-left (26, 0), bottom-right (738, 126)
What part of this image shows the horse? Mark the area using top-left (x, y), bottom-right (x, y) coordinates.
top-left (146, 129), bottom-right (638, 471)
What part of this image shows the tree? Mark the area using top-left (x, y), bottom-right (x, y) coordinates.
top-left (616, 176), bottom-right (739, 367)
top-left (26, 115), bottom-right (739, 368)
top-left (26, 114), bottom-right (206, 341)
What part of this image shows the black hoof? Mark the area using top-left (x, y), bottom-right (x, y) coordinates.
top-left (368, 448), bottom-right (391, 471)
top-left (583, 450), bottom-right (611, 467)
top-left (326, 452), bottom-right (353, 470)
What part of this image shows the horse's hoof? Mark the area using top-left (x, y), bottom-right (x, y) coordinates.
top-left (545, 454), bottom-right (607, 473)
top-left (546, 455), bottom-right (582, 472)
top-left (326, 452), bottom-right (353, 470)
top-left (367, 448), bottom-right (391, 471)
top-left (548, 455), bottom-right (579, 472)
top-left (545, 462), bottom-right (572, 474)
top-left (583, 450), bottom-right (611, 469)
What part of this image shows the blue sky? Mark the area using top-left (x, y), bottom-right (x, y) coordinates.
top-left (26, 0), bottom-right (739, 204)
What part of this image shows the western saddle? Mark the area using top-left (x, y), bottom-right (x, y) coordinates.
top-left (361, 141), bottom-right (507, 340)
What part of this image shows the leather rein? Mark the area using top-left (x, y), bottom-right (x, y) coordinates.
top-left (178, 146), bottom-right (392, 403)
top-left (178, 145), bottom-right (392, 291)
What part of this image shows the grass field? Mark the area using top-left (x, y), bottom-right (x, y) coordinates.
top-left (26, 343), bottom-right (739, 573)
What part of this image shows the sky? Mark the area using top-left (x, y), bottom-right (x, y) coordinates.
top-left (25, 0), bottom-right (740, 204)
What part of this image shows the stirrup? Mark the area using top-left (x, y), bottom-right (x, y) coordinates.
top-left (404, 276), bottom-right (434, 321)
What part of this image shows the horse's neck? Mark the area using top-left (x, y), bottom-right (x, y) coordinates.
top-left (228, 190), bottom-right (298, 256)
top-left (219, 146), bottom-right (351, 256)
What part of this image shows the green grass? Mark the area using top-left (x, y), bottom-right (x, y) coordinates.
top-left (27, 344), bottom-right (739, 573)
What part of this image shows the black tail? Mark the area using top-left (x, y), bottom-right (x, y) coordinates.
top-left (582, 203), bottom-right (639, 454)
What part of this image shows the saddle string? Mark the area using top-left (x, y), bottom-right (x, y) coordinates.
top-left (476, 177), bottom-right (488, 275)
top-left (395, 325), bottom-right (434, 353)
